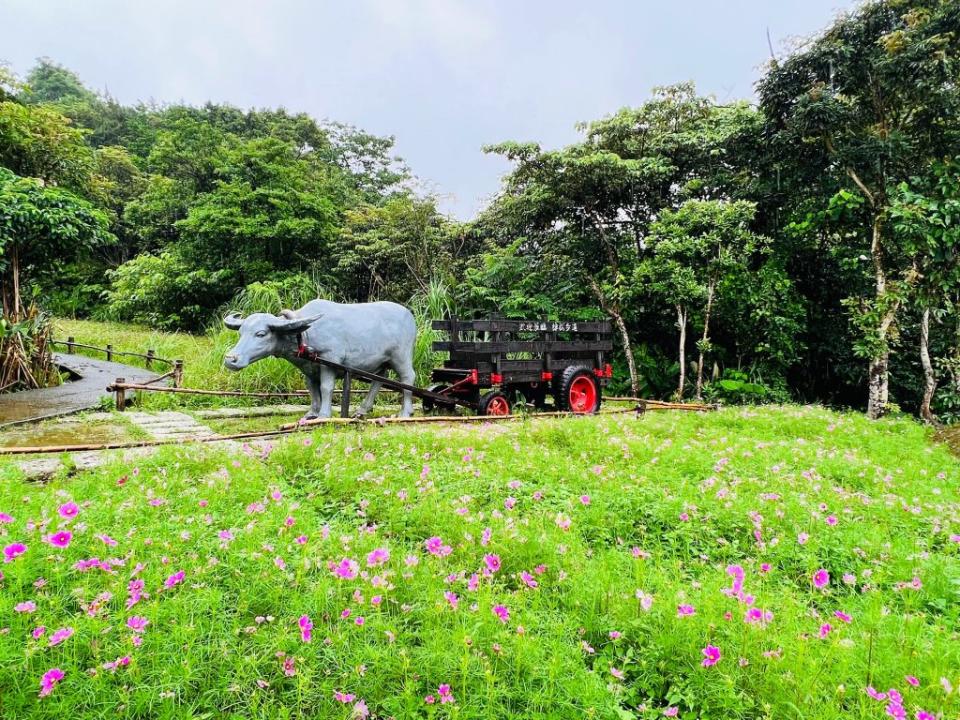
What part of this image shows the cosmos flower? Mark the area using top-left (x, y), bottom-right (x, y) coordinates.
top-left (438, 684), bottom-right (455, 704)
top-left (14, 601), bottom-right (36, 613)
top-left (164, 570), bottom-right (185, 588)
top-left (127, 616), bottom-right (149, 632)
top-left (39, 668), bottom-right (64, 697)
top-left (58, 502), bottom-right (79, 519)
top-left (48, 627), bottom-right (74, 647)
top-left (813, 569), bottom-right (830, 588)
top-left (483, 554), bottom-right (501, 573)
top-left (424, 537), bottom-right (452, 557)
top-left (299, 615), bottom-right (313, 643)
top-left (492, 604), bottom-right (510, 623)
top-left (444, 591), bottom-right (459, 610)
top-left (677, 604), bottom-right (696, 617)
top-left (366, 548), bottom-right (389, 567)
top-left (45, 531), bottom-right (73, 549)
top-left (701, 645), bottom-right (721, 667)
top-left (332, 558), bottom-right (360, 579)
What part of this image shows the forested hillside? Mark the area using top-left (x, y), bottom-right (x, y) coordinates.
top-left (1, 0), bottom-right (959, 421)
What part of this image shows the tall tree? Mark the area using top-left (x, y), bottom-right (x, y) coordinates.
top-left (758, 0), bottom-right (960, 418)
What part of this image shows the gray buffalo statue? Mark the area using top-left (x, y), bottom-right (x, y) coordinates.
top-left (223, 300), bottom-right (417, 419)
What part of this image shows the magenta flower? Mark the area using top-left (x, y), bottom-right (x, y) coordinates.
top-left (335, 690), bottom-right (355, 703)
top-left (332, 558), bottom-right (359, 579)
top-left (492, 604), bottom-right (510, 623)
top-left (39, 668), bottom-right (64, 698)
top-left (366, 547), bottom-right (390, 567)
top-left (45, 531), bottom-right (73, 549)
top-left (916, 712), bottom-right (934, 720)
top-left (444, 591), bottom-right (459, 610)
top-left (905, 675), bottom-right (919, 687)
top-left (15, 601), bottom-right (36, 613)
top-left (701, 644), bottom-right (721, 667)
top-left (438, 684), bottom-right (455, 704)
top-left (48, 627), bottom-right (74, 647)
top-left (664, 709), bottom-right (679, 717)
top-left (299, 615), bottom-right (313, 642)
top-left (4, 542), bottom-right (27, 562)
top-left (164, 570), bottom-right (185, 588)
top-left (818, 623), bottom-right (832, 639)
top-left (813, 569), bottom-right (830, 588)
top-left (58, 502), bottom-right (79, 519)
top-left (677, 604), bottom-right (696, 617)
top-left (0, 512), bottom-right (12, 523)
top-left (579, 495), bottom-right (591, 505)
top-left (127, 616), bottom-right (149, 632)
top-left (610, 666), bottom-right (625, 679)
top-left (483, 554), bottom-right (501, 573)
top-left (834, 610), bottom-right (852, 623)
top-left (520, 571), bottom-right (538, 589)
top-left (424, 537), bottom-right (452, 557)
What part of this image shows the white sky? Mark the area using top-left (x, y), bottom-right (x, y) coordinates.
top-left (1, 0), bottom-right (856, 218)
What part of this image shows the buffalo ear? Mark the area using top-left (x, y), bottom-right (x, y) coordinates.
top-left (267, 313), bottom-right (323, 334)
top-left (223, 312), bottom-right (244, 330)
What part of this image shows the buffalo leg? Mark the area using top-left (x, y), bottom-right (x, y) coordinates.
top-left (395, 360), bottom-right (416, 417)
top-left (304, 374), bottom-right (322, 420)
top-left (356, 376), bottom-right (383, 417)
top-left (317, 366), bottom-right (335, 418)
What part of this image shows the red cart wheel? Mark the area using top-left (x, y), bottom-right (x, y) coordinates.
top-left (478, 391), bottom-right (512, 416)
top-left (556, 366), bottom-right (601, 414)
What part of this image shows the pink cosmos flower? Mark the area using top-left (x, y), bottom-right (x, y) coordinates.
top-left (332, 558), bottom-right (359, 579)
top-left (127, 616), bottom-right (149, 632)
top-left (492, 604), bottom-right (510, 623)
top-left (282, 656), bottom-right (296, 677)
top-left (15, 601), bottom-right (36, 613)
top-left (299, 615), bottom-right (313, 642)
top-left (834, 610), bottom-right (852, 623)
top-left (39, 668), bottom-right (64, 697)
top-left (366, 548), bottom-right (390, 567)
top-left (355, 616), bottom-right (365, 626)
top-left (610, 666), bottom-right (625, 679)
top-left (797, 532), bottom-right (809, 545)
top-left (438, 684), bottom-right (455, 704)
top-left (679, 512), bottom-right (690, 522)
top-left (33, 626), bottom-right (46, 638)
top-left (483, 554), bottom-right (501, 573)
top-left (635, 590), bottom-right (654, 611)
top-left (0, 512), bottom-right (13, 523)
top-left (818, 623), bottom-right (832, 639)
top-left (424, 537), bottom-right (452, 557)
top-left (609, 631), bottom-right (622, 639)
top-left (424, 695), bottom-right (435, 704)
top-left (701, 644), bottom-right (721, 667)
top-left (58, 502), bottom-right (79, 519)
top-left (48, 627), bottom-right (74, 647)
top-left (866, 687), bottom-right (887, 701)
top-left (677, 604), bottom-right (696, 617)
top-left (915, 712), bottom-right (934, 720)
top-left (905, 675), bottom-right (919, 687)
top-left (45, 531), bottom-right (73, 549)
top-left (353, 699), bottom-right (369, 718)
top-left (520, 571), bottom-right (538, 589)
top-left (555, 513), bottom-right (571, 531)
top-left (444, 591), bottom-right (459, 610)
top-left (579, 495), bottom-right (591, 505)
top-left (744, 607), bottom-right (773, 625)
top-left (664, 709), bottom-right (679, 717)
top-left (164, 570), bottom-right (185, 588)
top-left (335, 690), bottom-right (356, 703)
top-left (813, 569), bottom-right (830, 588)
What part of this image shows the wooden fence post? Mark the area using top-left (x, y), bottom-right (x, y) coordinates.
top-left (67, 336), bottom-right (75, 354)
top-left (173, 360), bottom-right (184, 388)
top-left (106, 344), bottom-right (113, 362)
top-left (115, 378), bottom-right (126, 411)
top-left (145, 349), bottom-right (155, 369)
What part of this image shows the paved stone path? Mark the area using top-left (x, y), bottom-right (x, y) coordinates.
top-left (0, 353), bottom-right (166, 428)
top-left (8, 411), bottom-right (223, 481)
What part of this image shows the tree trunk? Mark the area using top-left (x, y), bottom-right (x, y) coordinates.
top-left (676, 304), bottom-right (687, 400)
top-left (866, 215), bottom-right (895, 420)
top-left (919, 306), bottom-right (938, 426)
top-left (695, 281), bottom-right (715, 401)
top-left (612, 311), bottom-right (639, 398)
top-left (587, 275), bottom-right (639, 397)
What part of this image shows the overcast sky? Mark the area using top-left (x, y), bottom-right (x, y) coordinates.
top-left (2, 0), bottom-right (855, 218)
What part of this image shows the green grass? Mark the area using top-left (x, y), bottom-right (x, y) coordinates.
top-left (0, 406), bottom-right (958, 719)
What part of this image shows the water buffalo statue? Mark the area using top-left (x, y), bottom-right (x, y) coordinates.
top-left (223, 300), bottom-right (417, 419)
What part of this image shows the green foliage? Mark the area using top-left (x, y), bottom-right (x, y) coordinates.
top-left (104, 250), bottom-right (235, 331)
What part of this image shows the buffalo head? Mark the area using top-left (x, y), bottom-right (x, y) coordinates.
top-left (222, 312), bottom-right (322, 370)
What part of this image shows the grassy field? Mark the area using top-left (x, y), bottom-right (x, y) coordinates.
top-left (0, 406), bottom-right (958, 719)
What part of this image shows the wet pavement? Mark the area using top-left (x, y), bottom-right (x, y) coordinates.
top-left (0, 354), bottom-right (165, 429)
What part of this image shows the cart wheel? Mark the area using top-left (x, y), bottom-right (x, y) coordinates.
top-left (422, 383), bottom-right (451, 413)
top-left (556, 366), bottom-right (601, 414)
top-left (478, 391), bottom-right (512, 416)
